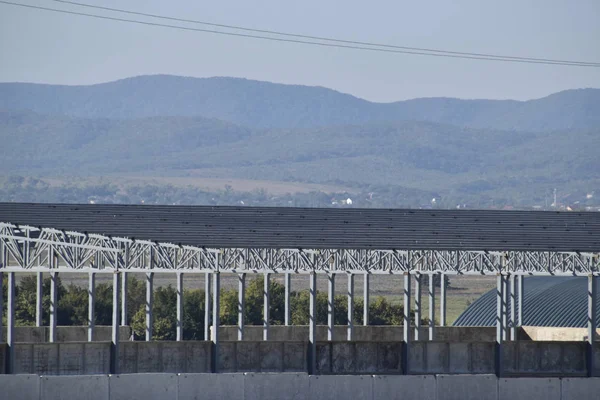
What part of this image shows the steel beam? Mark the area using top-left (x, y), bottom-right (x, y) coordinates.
top-left (309, 271), bottom-right (317, 374)
top-left (111, 271), bottom-right (120, 374)
top-left (49, 272), bottom-right (58, 343)
top-left (212, 272), bottom-right (221, 372)
top-left (428, 274), bottom-right (435, 341)
top-left (88, 272), bottom-right (95, 342)
top-left (263, 272), bottom-right (270, 341)
top-left (414, 273), bottom-right (422, 340)
top-left (588, 274), bottom-right (596, 377)
top-left (284, 272), bottom-right (291, 326)
top-left (495, 273), bottom-right (503, 377)
top-left (121, 271), bottom-right (128, 326)
top-left (0, 271), bottom-right (3, 343)
top-left (238, 273), bottom-right (245, 341)
top-left (440, 274), bottom-right (447, 327)
top-left (403, 272), bottom-right (411, 374)
top-left (363, 273), bottom-right (370, 326)
top-left (176, 272), bottom-right (184, 341)
top-left (204, 271), bottom-right (211, 341)
top-left (347, 273), bottom-right (354, 341)
top-left (502, 274), bottom-right (509, 341)
top-left (36, 272), bottom-right (43, 327)
top-left (145, 272), bottom-right (154, 341)
top-left (328, 273), bottom-right (335, 341)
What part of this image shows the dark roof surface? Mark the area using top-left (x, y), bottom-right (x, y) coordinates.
top-left (453, 277), bottom-right (600, 328)
top-left (0, 202), bottom-right (599, 251)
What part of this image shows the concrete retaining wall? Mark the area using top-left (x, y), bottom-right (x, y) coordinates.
top-left (316, 342), bottom-right (403, 374)
top-left (119, 341), bottom-right (211, 373)
top-left (219, 341), bottom-right (307, 372)
top-left (218, 326), bottom-right (497, 342)
top-left (13, 342), bottom-right (111, 375)
top-left (2, 374), bottom-right (600, 400)
top-left (2, 326), bottom-right (131, 342)
top-left (409, 341), bottom-right (496, 374)
top-left (502, 341), bottom-right (587, 376)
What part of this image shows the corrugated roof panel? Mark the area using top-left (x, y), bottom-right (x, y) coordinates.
top-left (0, 202), bottom-right (599, 251)
top-left (453, 277), bottom-right (600, 327)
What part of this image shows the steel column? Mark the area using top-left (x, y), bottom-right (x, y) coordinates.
top-left (121, 272), bottom-right (128, 326)
top-left (510, 274), bottom-right (516, 340)
top-left (204, 271), bottom-right (211, 341)
top-left (36, 272), bottom-right (43, 327)
top-left (145, 272), bottom-right (154, 341)
top-left (0, 271), bottom-right (3, 343)
top-left (403, 272), bottom-right (411, 374)
top-left (88, 272), bottom-right (95, 342)
top-left (238, 273), bottom-right (245, 341)
top-left (263, 273), bottom-right (270, 341)
top-left (111, 272), bottom-right (120, 374)
top-left (212, 272), bottom-right (221, 372)
top-left (176, 272), bottom-right (184, 341)
top-left (309, 271), bottom-right (317, 374)
top-left (517, 274), bottom-right (524, 327)
top-left (363, 274), bottom-right (370, 326)
top-left (495, 273), bottom-right (504, 376)
top-left (7, 272), bottom-right (15, 373)
top-left (414, 273), bottom-right (422, 340)
top-left (49, 272), bottom-right (58, 343)
top-left (347, 273), bottom-right (354, 341)
top-left (284, 272), bottom-right (291, 326)
top-left (502, 274), bottom-right (509, 341)
top-left (440, 274), bottom-right (447, 327)
top-left (587, 274), bottom-right (596, 377)
top-left (328, 273), bottom-right (335, 341)
top-left (428, 274), bottom-right (436, 341)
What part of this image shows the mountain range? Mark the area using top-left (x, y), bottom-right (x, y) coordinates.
top-left (0, 75), bottom-right (598, 207)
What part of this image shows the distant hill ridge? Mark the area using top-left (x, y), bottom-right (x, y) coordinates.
top-left (1, 75), bottom-right (599, 131)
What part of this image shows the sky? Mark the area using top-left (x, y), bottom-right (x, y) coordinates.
top-left (0, 0), bottom-right (599, 102)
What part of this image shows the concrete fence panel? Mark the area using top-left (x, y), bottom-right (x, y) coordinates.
top-left (40, 375), bottom-right (109, 400)
top-left (503, 342), bottom-right (586, 377)
top-left (244, 373), bottom-right (309, 400)
top-left (309, 375), bottom-right (373, 400)
top-left (560, 377), bottom-right (600, 399)
top-left (372, 375), bottom-right (435, 400)
top-left (0, 374), bottom-right (40, 400)
top-left (436, 374), bottom-right (497, 400)
top-left (498, 378), bottom-right (561, 400)
top-left (178, 373), bottom-right (244, 399)
top-left (108, 373), bottom-right (177, 400)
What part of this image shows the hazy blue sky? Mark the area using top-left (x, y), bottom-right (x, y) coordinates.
top-left (1, 0), bottom-right (598, 102)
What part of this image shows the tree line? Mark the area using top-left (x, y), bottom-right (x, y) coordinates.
top-left (2, 275), bottom-right (422, 340)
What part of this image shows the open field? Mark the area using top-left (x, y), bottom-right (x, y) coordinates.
top-left (49, 273), bottom-right (494, 326)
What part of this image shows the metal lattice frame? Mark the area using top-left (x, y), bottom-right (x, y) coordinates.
top-left (1, 222), bottom-right (598, 275)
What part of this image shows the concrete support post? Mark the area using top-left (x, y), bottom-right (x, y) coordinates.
top-left (263, 273), bottom-right (270, 341)
top-left (212, 272), bottom-right (221, 372)
top-left (363, 274), bottom-right (370, 326)
top-left (347, 273), bottom-right (354, 341)
top-left (517, 274), bottom-right (524, 327)
top-left (587, 274), bottom-right (596, 377)
top-left (309, 271), bottom-right (317, 374)
top-left (145, 272), bottom-right (154, 341)
top-left (495, 273), bottom-right (504, 377)
top-left (88, 272), bottom-right (95, 342)
top-left (204, 271), bottom-right (211, 341)
top-left (328, 273), bottom-right (335, 341)
top-left (440, 274), bottom-right (447, 327)
top-left (284, 272), bottom-right (291, 326)
top-left (121, 271), bottom-right (128, 326)
top-left (49, 272), bottom-right (58, 343)
top-left (36, 272), bottom-right (43, 327)
top-left (403, 272), bottom-right (411, 374)
top-left (414, 273), bottom-right (422, 340)
top-left (428, 274), bottom-right (436, 341)
top-left (111, 271), bottom-right (120, 374)
top-left (7, 272), bottom-right (15, 374)
top-left (238, 273), bottom-right (245, 341)
top-left (510, 274), bottom-right (516, 340)
top-left (176, 272), bottom-right (184, 341)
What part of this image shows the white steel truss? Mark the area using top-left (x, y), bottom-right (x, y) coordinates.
top-left (1, 222), bottom-right (598, 275)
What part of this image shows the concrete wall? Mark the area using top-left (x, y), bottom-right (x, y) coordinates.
top-left (119, 341), bottom-right (211, 373)
top-left (520, 326), bottom-right (600, 341)
top-left (315, 342), bottom-right (403, 374)
top-left (218, 326), bottom-right (497, 342)
top-left (13, 342), bottom-right (111, 375)
top-left (2, 374), bottom-right (600, 400)
top-left (409, 341), bottom-right (496, 374)
top-left (502, 341), bottom-right (587, 377)
top-left (2, 326), bottom-right (131, 342)
top-left (218, 341), bottom-right (307, 373)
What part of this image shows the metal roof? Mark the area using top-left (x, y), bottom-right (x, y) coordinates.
top-left (0, 202), bottom-right (599, 251)
top-left (453, 277), bottom-right (600, 327)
